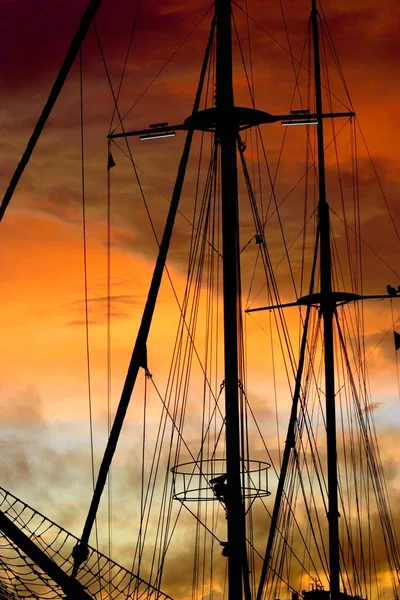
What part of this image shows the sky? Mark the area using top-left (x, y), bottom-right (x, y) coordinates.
top-left (1, 0), bottom-right (400, 598)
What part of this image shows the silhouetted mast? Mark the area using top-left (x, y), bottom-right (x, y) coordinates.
top-left (311, 1), bottom-right (340, 598)
top-left (108, 2), bottom-right (356, 599)
top-left (215, 1), bottom-right (249, 600)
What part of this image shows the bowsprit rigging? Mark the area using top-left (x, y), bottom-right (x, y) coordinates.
top-left (1, 1), bottom-right (400, 600)
top-left (0, 486), bottom-right (173, 600)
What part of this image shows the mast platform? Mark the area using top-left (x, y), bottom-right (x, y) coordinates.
top-left (171, 459), bottom-right (270, 503)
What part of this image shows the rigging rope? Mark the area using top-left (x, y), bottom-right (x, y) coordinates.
top-left (110, 5), bottom-right (214, 134)
top-left (107, 0), bottom-right (142, 135)
top-left (0, 486), bottom-right (173, 600)
top-left (106, 137), bottom-right (113, 575)
top-left (79, 47), bottom-right (100, 561)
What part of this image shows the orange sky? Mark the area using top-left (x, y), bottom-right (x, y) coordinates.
top-left (1, 0), bottom-right (400, 598)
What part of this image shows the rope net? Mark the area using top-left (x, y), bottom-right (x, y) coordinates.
top-left (0, 486), bottom-right (173, 600)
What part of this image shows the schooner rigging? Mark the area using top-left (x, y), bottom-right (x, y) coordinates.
top-left (0, 1), bottom-right (399, 600)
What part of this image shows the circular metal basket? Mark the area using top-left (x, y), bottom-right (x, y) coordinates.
top-left (171, 458), bottom-right (270, 502)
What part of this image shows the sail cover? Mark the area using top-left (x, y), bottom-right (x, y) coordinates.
top-left (0, 486), bottom-right (172, 600)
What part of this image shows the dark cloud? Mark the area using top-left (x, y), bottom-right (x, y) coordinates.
top-left (3, 0), bottom-right (399, 300)
top-left (64, 292), bottom-right (146, 326)
top-left (363, 400), bottom-right (384, 413)
top-left (27, 185), bottom-right (83, 225)
top-left (321, 2), bottom-right (400, 68)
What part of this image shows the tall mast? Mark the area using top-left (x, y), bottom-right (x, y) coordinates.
top-left (215, 1), bottom-right (248, 600)
top-left (311, 1), bottom-right (340, 598)
top-left (107, 3), bottom-right (351, 600)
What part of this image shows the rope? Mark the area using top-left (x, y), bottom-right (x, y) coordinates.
top-left (79, 47), bottom-right (99, 556)
top-left (0, 486), bottom-right (173, 600)
top-left (106, 138), bottom-right (113, 578)
top-left (390, 301), bottom-right (400, 403)
top-left (232, 0), bottom-right (352, 112)
top-left (110, 5), bottom-right (214, 134)
top-left (107, 0), bottom-right (142, 134)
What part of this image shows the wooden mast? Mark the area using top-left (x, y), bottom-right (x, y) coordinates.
top-left (215, 1), bottom-right (248, 600)
top-left (311, 1), bottom-right (341, 598)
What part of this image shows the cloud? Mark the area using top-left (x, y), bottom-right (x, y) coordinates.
top-left (65, 292), bottom-right (146, 326)
top-left (363, 400), bottom-right (384, 414)
top-left (0, 387), bottom-right (101, 531)
top-left (364, 328), bottom-right (398, 365)
top-left (1, 380), bottom-right (399, 600)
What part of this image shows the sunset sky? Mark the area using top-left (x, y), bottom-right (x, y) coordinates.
top-left (1, 0), bottom-right (400, 597)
